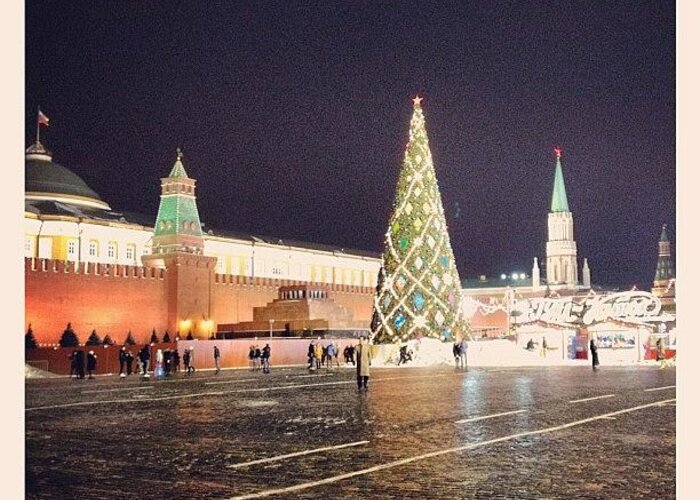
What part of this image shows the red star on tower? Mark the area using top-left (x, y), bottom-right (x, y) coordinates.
top-left (412, 95), bottom-right (423, 106)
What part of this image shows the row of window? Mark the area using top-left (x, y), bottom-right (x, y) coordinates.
top-left (157, 220), bottom-right (199, 232)
top-left (24, 238), bottom-right (147, 262)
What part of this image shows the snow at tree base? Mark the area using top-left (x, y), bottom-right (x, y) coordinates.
top-left (371, 97), bottom-right (469, 344)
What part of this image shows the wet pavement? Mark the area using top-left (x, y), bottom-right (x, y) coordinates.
top-left (26, 365), bottom-right (676, 499)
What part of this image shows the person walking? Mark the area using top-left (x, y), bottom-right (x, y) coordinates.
top-left (541, 336), bottom-right (548, 358)
top-left (325, 342), bottom-right (336, 369)
top-left (188, 346), bottom-right (196, 374)
top-left (261, 344), bottom-right (271, 374)
top-left (139, 344), bottom-right (151, 377)
top-left (355, 336), bottom-right (371, 391)
top-left (172, 349), bottom-right (180, 373)
top-left (74, 349), bottom-right (85, 379)
top-left (453, 342), bottom-right (461, 367)
top-left (154, 349), bottom-right (164, 378)
top-left (69, 350), bottom-right (78, 379)
top-left (314, 341), bottom-right (323, 370)
top-left (214, 345), bottom-right (221, 375)
top-left (590, 338), bottom-right (599, 371)
top-left (307, 341), bottom-right (315, 370)
top-left (253, 345), bottom-right (262, 371)
top-left (459, 337), bottom-right (469, 369)
top-left (118, 347), bottom-right (127, 378)
top-left (86, 350), bottom-right (97, 379)
top-left (333, 342), bottom-right (340, 367)
top-left (249, 345), bottom-right (256, 371)
top-left (183, 349), bottom-right (191, 375)
top-left (125, 350), bottom-right (134, 375)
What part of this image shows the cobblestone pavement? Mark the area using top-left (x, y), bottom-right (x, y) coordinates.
top-left (26, 365), bottom-right (676, 499)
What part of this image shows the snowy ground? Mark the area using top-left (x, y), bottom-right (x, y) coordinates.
top-left (25, 364), bottom-right (60, 379)
top-left (372, 338), bottom-right (670, 368)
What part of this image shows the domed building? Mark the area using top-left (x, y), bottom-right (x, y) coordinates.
top-left (25, 141), bottom-right (111, 211)
top-left (24, 138), bottom-right (380, 345)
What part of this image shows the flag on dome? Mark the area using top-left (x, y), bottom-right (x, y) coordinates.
top-left (38, 110), bottom-right (50, 127)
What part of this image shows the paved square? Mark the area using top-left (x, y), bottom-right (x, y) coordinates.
top-left (26, 365), bottom-right (676, 499)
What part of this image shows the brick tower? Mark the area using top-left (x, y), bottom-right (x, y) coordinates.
top-left (142, 149), bottom-right (217, 338)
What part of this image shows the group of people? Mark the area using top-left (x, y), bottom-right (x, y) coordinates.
top-left (247, 344), bottom-right (272, 373)
top-left (113, 345), bottom-right (197, 378)
top-left (68, 349), bottom-right (99, 379)
top-left (307, 340), bottom-right (342, 370)
top-left (452, 338), bottom-right (469, 369)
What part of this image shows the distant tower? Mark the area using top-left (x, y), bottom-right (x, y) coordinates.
top-left (651, 224), bottom-right (675, 307)
top-left (546, 148), bottom-right (578, 287)
top-left (532, 257), bottom-right (540, 290)
top-left (143, 149), bottom-right (216, 338)
top-left (582, 258), bottom-right (591, 289)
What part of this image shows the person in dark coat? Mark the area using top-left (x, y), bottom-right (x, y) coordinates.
top-left (163, 349), bottom-right (172, 376)
top-left (172, 349), bottom-right (180, 373)
top-left (214, 345), bottom-right (221, 375)
top-left (253, 346), bottom-right (262, 371)
top-left (590, 338), bottom-right (600, 371)
top-left (307, 342), bottom-right (316, 370)
top-left (139, 345), bottom-right (151, 377)
top-left (261, 344), bottom-right (271, 374)
top-left (249, 345), bottom-right (257, 371)
top-left (74, 349), bottom-right (85, 379)
top-left (69, 350), bottom-right (78, 378)
top-left (119, 347), bottom-right (127, 377)
top-left (346, 345), bottom-right (355, 366)
top-left (183, 349), bottom-right (191, 374)
top-left (87, 350), bottom-right (97, 379)
top-left (125, 350), bottom-right (134, 375)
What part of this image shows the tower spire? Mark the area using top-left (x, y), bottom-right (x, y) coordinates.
top-left (550, 147), bottom-right (570, 213)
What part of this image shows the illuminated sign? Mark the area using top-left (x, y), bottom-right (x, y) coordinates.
top-left (512, 291), bottom-right (664, 326)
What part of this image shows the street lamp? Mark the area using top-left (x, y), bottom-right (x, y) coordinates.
top-left (269, 319), bottom-right (275, 339)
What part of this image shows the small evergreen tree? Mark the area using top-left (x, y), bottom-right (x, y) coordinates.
top-left (25, 325), bottom-right (38, 350)
top-left (86, 329), bottom-right (102, 346)
top-left (124, 331), bottom-right (136, 345)
top-left (59, 323), bottom-right (80, 347)
top-left (150, 328), bottom-right (159, 344)
top-left (162, 331), bottom-right (171, 343)
top-left (102, 334), bottom-right (114, 346)
top-left (186, 331), bottom-right (194, 340)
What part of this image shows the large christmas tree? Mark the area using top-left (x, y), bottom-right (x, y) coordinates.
top-left (371, 97), bottom-right (469, 344)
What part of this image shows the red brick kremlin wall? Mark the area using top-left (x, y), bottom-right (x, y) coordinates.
top-left (25, 258), bottom-right (376, 345)
top-left (25, 258), bottom-right (170, 346)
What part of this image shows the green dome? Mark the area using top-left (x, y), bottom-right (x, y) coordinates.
top-left (25, 142), bottom-right (110, 210)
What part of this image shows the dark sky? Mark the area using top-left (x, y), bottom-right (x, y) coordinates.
top-left (25, 0), bottom-right (675, 289)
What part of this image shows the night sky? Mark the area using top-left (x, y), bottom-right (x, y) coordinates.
top-left (25, 0), bottom-right (675, 289)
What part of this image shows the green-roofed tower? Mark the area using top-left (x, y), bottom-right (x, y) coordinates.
top-left (545, 148), bottom-right (579, 287)
top-left (143, 149), bottom-right (216, 339)
top-left (152, 148), bottom-right (205, 254)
